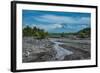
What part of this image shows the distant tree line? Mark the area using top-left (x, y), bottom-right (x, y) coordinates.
top-left (48, 27), bottom-right (91, 38)
top-left (23, 26), bottom-right (48, 39)
top-left (23, 26), bottom-right (90, 39)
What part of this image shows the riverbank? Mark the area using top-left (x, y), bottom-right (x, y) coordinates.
top-left (59, 43), bottom-right (90, 60)
top-left (50, 38), bottom-right (91, 60)
top-left (22, 37), bottom-right (56, 63)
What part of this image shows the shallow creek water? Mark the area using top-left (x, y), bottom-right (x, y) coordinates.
top-left (50, 40), bottom-right (73, 60)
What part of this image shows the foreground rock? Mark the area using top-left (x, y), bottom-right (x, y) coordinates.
top-left (22, 37), bottom-right (56, 63)
top-left (59, 43), bottom-right (90, 60)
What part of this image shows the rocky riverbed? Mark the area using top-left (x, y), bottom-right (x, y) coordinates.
top-left (60, 44), bottom-right (90, 60)
top-left (22, 37), bottom-right (56, 63)
top-left (58, 39), bottom-right (91, 60)
top-left (22, 37), bottom-right (91, 63)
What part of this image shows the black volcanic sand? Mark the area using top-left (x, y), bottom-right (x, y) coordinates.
top-left (22, 37), bottom-right (91, 63)
top-left (59, 43), bottom-right (91, 60)
top-left (51, 38), bottom-right (91, 60)
top-left (22, 37), bottom-right (57, 63)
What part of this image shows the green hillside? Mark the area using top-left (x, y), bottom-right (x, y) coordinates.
top-left (77, 27), bottom-right (91, 38)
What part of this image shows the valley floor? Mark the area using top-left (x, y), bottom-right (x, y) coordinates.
top-left (22, 37), bottom-right (91, 63)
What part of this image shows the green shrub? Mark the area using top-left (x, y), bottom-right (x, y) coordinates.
top-left (23, 26), bottom-right (48, 39)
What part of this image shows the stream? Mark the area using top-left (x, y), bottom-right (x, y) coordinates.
top-left (50, 40), bottom-right (73, 60)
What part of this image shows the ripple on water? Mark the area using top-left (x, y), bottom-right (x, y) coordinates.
top-left (51, 40), bottom-right (73, 60)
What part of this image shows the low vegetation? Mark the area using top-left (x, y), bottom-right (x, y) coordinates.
top-left (23, 26), bottom-right (90, 39)
top-left (77, 27), bottom-right (91, 38)
top-left (23, 26), bottom-right (48, 39)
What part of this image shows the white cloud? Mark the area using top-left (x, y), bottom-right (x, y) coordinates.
top-left (34, 14), bottom-right (90, 25)
top-left (23, 14), bottom-right (90, 32)
top-left (29, 23), bottom-right (63, 31)
top-left (53, 24), bottom-right (63, 28)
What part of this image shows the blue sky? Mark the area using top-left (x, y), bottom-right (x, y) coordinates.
top-left (22, 10), bottom-right (91, 33)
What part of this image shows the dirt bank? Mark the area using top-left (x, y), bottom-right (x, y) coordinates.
top-left (22, 37), bottom-right (56, 63)
top-left (59, 44), bottom-right (91, 60)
